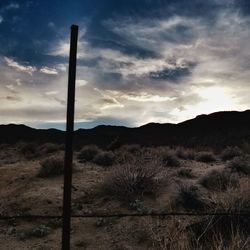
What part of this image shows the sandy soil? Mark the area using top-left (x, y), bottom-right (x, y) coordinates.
top-left (0, 145), bottom-right (249, 249)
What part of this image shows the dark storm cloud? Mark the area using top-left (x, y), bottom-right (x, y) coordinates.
top-left (149, 66), bottom-right (194, 81)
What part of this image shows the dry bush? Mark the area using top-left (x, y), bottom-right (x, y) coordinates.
top-left (93, 151), bottom-right (115, 167)
top-left (77, 145), bottom-right (100, 162)
top-left (114, 150), bottom-right (136, 164)
top-left (142, 215), bottom-right (249, 250)
top-left (242, 141), bottom-right (250, 154)
top-left (174, 185), bottom-right (208, 211)
top-left (196, 151), bottom-right (216, 163)
top-left (189, 187), bottom-right (250, 248)
top-left (186, 187), bottom-right (249, 247)
top-left (102, 159), bottom-right (162, 200)
top-left (115, 145), bottom-right (152, 164)
top-left (189, 214), bottom-right (250, 249)
top-left (228, 156), bottom-right (250, 175)
top-left (39, 143), bottom-right (60, 154)
top-left (162, 150), bottom-right (180, 167)
top-left (176, 147), bottom-right (195, 160)
top-left (200, 170), bottom-right (239, 191)
top-left (119, 144), bottom-right (141, 154)
top-left (220, 146), bottom-right (242, 161)
top-left (18, 142), bottom-right (39, 158)
top-left (17, 224), bottom-right (51, 240)
top-left (38, 157), bottom-right (64, 177)
top-left (211, 188), bottom-right (250, 214)
top-left (146, 217), bottom-right (191, 250)
top-left (177, 168), bottom-right (195, 178)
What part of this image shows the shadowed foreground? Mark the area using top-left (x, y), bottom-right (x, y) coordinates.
top-left (0, 142), bottom-right (249, 249)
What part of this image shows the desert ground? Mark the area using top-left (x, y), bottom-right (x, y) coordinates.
top-left (0, 142), bottom-right (249, 249)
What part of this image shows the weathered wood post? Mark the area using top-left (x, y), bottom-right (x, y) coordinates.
top-left (62, 24), bottom-right (78, 250)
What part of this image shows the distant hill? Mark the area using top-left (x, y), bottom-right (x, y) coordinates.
top-left (1, 110), bottom-right (250, 149)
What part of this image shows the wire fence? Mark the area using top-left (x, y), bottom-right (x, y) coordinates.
top-left (1, 211), bottom-right (250, 221)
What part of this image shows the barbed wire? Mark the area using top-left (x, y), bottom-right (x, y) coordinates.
top-left (0, 211), bottom-right (249, 220)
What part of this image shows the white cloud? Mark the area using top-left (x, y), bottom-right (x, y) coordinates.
top-left (0, 15), bottom-right (3, 23)
top-left (49, 39), bottom-right (91, 59)
top-left (121, 92), bottom-right (174, 102)
top-left (45, 90), bottom-right (59, 96)
top-left (4, 57), bottom-right (37, 75)
top-left (16, 78), bottom-right (22, 86)
top-left (48, 27), bottom-right (90, 59)
top-left (40, 66), bottom-right (58, 75)
top-left (76, 79), bottom-right (88, 87)
top-left (56, 64), bottom-right (67, 72)
top-left (5, 84), bottom-right (15, 91)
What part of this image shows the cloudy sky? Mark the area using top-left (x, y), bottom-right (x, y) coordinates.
top-left (0, 0), bottom-right (250, 129)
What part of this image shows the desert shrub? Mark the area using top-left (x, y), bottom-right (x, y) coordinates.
top-left (189, 191), bottom-right (250, 248)
top-left (220, 146), bottom-right (242, 161)
top-left (78, 145), bottom-right (100, 162)
top-left (115, 145), bottom-right (144, 164)
top-left (114, 150), bottom-right (135, 164)
top-left (40, 143), bottom-right (60, 154)
top-left (177, 168), bottom-right (194, 178)
top-left (120, 144), bottom-right (141, 154)
top-left (38, 157), bottom-right (64, 177)
top-left (46, 218), bottom-right (62, 229)
top-left (93, 151), bottom-right (115, 167)
top-left (17, 225), bottom-right (51, 240)
top-left (174, 185), bottom-right (207, 211)
top-left (0, 143), bottom-right (9, 150)
top-left (200, 170), bottom-right (239, 191)
top-left (241, 141), bottom-right (250, 154)
top-left (176, 147), bottom-right (195, 160)
top-left (146, 217), bottom-right (193, 249)
top-left (129, 199), bottom-right (153, 213)
top-left (143, 216), bottom-right (249, 250)
top-left (103, 160), bottom-right (162, 200)
top-left (228, 156), bottom-right (250, 175)
top-left (18, 142), bottom-right (39, 158)
top-left (196, 151), bottom-right (216, 163)
top-left (189, 214), bottom-right (250, 248)
top-left (211, 189), bottom-right (250, 214)
top-left (162, 151), bottom-right (180, 167)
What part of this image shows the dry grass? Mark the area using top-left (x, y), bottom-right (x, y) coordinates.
top-left (200, 169), bottom-right (239, 191)
top-left (228, 155), bottom-right (250, 175)
top-left (18, 142), bottom-right (40, 159)
top-left (220, 146), bottom-right (242, 161)
top-left (102, 158), bottom-right (162, 200)
top-left (39, 143), bottom-right (61, 154)
top-left (38, 157), bottom-right (64, 177)
top-left (93, 151), bottom-right (115, 167)
top-left (77, 145), bottom-right (100, 162)
top-left (177, 168), bottom-right (195, 178)
top-left (162, 150), bottom-right (181, 167)
top-left (176, 147), bottom-right (195, 160)
top-left (0, 144), bottom-right (249, 249)
top-left (196, 151), bottom-right (216, 163)
top-left (174, 184), bottom-right (208, 211)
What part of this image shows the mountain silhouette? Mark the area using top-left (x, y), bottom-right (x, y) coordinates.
top-left (1, 110), bottom-right (250, 149)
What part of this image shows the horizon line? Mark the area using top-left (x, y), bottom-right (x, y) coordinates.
top-left (1, 109), bottom-right (249, 131)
